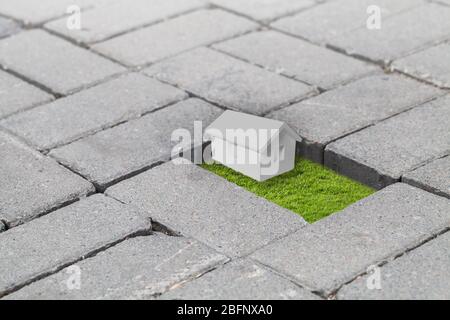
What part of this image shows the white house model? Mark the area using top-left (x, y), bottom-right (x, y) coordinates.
top-left (205, 110), bottom-right (302, 182)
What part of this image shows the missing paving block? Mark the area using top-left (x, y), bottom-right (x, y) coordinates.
top-left (202, 157), bottom-right (374, 223)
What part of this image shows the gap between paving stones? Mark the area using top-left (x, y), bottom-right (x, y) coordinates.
top-left (36, 95), bottom-right (189, 153)
top-left (78, 5), bottom-right (209, 46)
top-left (401, 154), bottom-right (450, 199)
top-left (209, 1), bottom-right (319, 26)
top-left (210, 45), bottom-right (318, 89)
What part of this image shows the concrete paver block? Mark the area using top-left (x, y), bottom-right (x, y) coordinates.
top-left (331, 4), bottom-right (450, 63)
top-left (338, 232), bottom-right (450, 300)
top-left (325, 95), bottom-right (450, 189)
top-left (393, 42), bottom-right (450, 88)
top-left (162, 259), bottom-right (320, 300)
top-left (145, 47), bottom-right (314, 115)
top-left (211, 0), bottom-right (315, 22)
top-left (106, 160), bottom-right (306, 257)
top-left (0, 30), bottom-right (125, 95)
top-left (0, 70), bottom-right (53, 119)
top-left (251, 183), bottom-right (450, 295)
top-left (269, 73), bottom-right (442, 163)
top-left (403, 156), bottom-right (450, 199)
top-left (49, 98), bottom-right (222, 189)
top-left (0, 131), bottom-right (94, 227)
top-left (1, 73), bottom-right (187, 150)
top-left (93, 9), bottom-right (258, 67)
top-left (0, 194), bottom-right (151, 297)
top-left (214, 30), bottom-right (377, 89)
top-left (5, 235), bottom-right (227, 299)
top-left (45, 0), bottom-right (206, 43)
top-left (272, 0), bottom-right (424, 44)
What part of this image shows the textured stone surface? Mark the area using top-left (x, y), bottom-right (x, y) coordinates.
top-left (145, 47), bottom-right (313, 115)
top-left (0, 131), bottom-right (94, 227)
top-left (403, 156), bottom-right (450, 199)
top-left (0, 194), bottom-right (151, 297)
top-left (93, 9), bottom-right (257, 67)
top-left (0, 30), bottom-right (125, 95)
top-left (106, 161), bottom-right (306, 257)
top-left (0, 0), bottom-right (110, 25)
top-left (213, 30), bottom-right (376, 89)
top-left (269, 73), bottom-right (441, 163)
top-left (162, 259), bottom-right (320, 300)
top-left (393, 43), bottom-right (450, 88)
top-left (272, 0), bottom-right (424, 44)
top-left (1, 73), bottom-right (187, 150)
top-left (0, 70), bottom-right (53, 119)
top-left (325, 96), bottom-right (450, 189)
top-left (50, 99), bottom-right (222, 189)
top-left (251, 183), bottom-right (450, 295)
top-left (0, 16), bottom-right (19, 38)
top-left (6, 235), bottom-right (227, 300)
top-left (332, 4), bottom-right (450, 63)
top-left (338, 232), bottom-right (450, 300)
top-left (45, 0), bottom-right (206, 43)
top-left (211, 0), bottom-right (315, 21)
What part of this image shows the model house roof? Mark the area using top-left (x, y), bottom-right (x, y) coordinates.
top-left (205, 110), bottom-right (302, 152)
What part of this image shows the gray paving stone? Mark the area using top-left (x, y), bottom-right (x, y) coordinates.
top-left (0, 194), bottom-right (151, 297)
top-left (162, 259), bottom-right (320, 300)
top-left (0, 16), bottom-right (19, 38)
top-left (331, 3), bottom-right (450, 63)
top-left (213, 30), bottom-right (376, 89)
top-left (106, 160), bottom-right (306, 257)
top-left (0, 0), bottom-right (116, 25)
top-left (0, 30), bottom-right (125, 95)
top-left (49, 98), bottom-right (222, 189)
top-left (45, 0), bottom-right (206, 44)
top-left (338, 231), bottom-right (450, 300)
top-left (272, 0), bottom-right (424, 44)
top-left (0, 131), bottom-right (94, 227)
top-left (0, 73), bottom-right (187, 150)
top-left (92, 9), bottom-right (257, 67)
top-left (5, 235), bottom-right (227, 300)
top-left (145, 47), bottom-right (313, 115)
top-left (403, 156), bottom-right (450, 199)
top-left (269, 73), bottom-right (442, 163)
top-left (392, 42), bottom-right (450, 89)
top-left (251, 183), bottom-right (450, 295)
top-left (0, 70), bottom-right (53, 119)
top-left (211, 0), bottom-right (315, 22)
top-left (325, 95), bottom-right (450, 189)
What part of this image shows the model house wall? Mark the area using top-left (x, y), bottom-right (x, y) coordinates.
top-left (205, 110), bottom-right (301, 181)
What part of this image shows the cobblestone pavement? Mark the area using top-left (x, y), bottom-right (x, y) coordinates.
top-left (0, 0), bottom-right (449, 300)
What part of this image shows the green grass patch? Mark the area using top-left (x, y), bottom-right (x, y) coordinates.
top-left (202, 158), bottom-right (374, 223)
